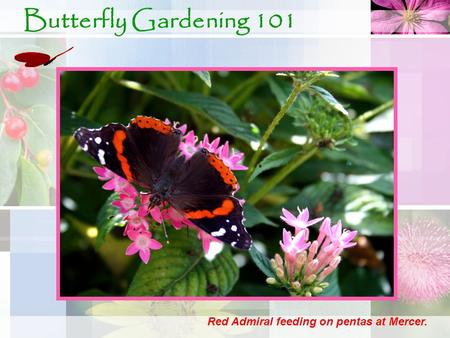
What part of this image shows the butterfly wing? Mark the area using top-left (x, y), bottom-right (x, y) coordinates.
top-left (74, 116), bottom-right (181, 189)
top-left (170, 150), bottom-right (252, 249)
top-left (14, 52), bottom-right (51, 67)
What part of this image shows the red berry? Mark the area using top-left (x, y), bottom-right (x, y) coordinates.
top-left (1, 71), bottom-right (23, 92)
top-left (5, 116), bottom-right (27, 139)
top-left (16, 65), bottom-right (40, 88)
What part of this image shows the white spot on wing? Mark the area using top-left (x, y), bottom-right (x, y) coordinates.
top-left (231, 241), bottom-right (237, 247)
top-left (98, 149), bottom-right (106, 165)
top-left (231, 225), bottom-right (237, 232)
top-left (82, 144), bottom-right (88, 151)
top-left (95, 137), bottom-right (102, 144)
top-left (211, 228), bottom-right (226, 237)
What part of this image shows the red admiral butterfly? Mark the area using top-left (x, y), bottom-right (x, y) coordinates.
top-left (74, 116), bottom-right (252, 250)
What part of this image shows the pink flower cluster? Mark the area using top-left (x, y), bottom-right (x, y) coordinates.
top-left (268, 207), bottom-right (357, 296)
top-left (93, 122), bottom-right (247, 264)
top-left (371, 0), bottom-right (450, 34)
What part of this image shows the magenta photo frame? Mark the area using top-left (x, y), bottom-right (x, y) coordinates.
top-left (56, 67), bottom-right (398, 301)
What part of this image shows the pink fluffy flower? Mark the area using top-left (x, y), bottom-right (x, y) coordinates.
top-left (372, 0), bottom-right (450, 34)
top-left (126, 230), bottom-right (162, 264)
top-left (280, 207), bottom-right (324, 234)
top-left (399, 220), bottom-right (450, 303)
top-left (217, 142), bottom-right (248, 171)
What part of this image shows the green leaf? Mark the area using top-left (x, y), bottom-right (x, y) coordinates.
top-left (249, 148), bottom-right (298, 182)
top-left (127, 228), bottom-right (239, 296)
top-left (19, 156), bottom-right (49, 206)
top-left (323, 138), bottom-right (393, 174)
top-left (317, 76), bottom-right (377, 103)
top-left (0, 133), bottom-right (21, 205)
top-left (119, 80), bottom-right (259, 143)
top-left (192, 71), bottom-right (211, 88)
top-left (96, 193), bottom-right (124, 249)
top-left (60, 107), bottom-right (101, 136)
top-left (267, 77), bottom-right (301, 113)
top-left (362, 174), bottom-right (393, 197)
top-left (23, 105), bottom-right (56, 187)
top-left (320, 270), bottom-right (341, 296)
top-left (249, 245), bottom-right (276, 279)
top-left (339, 261), bottom-right (391, 296)
top-left (243, 203), bottom-right (276, 228)
top-left (311, 85), bottom-right (349, 116)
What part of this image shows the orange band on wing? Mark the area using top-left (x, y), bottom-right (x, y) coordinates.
top-left (185, 199), bottom-right (234, 219)
top-left (207, 154), bottom-right (237, 190)
top-left (112, 130), bottom-right (133, 181)
top-left (131, 116), bottom-right (172, 134)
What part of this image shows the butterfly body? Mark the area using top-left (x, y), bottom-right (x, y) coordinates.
top-left (74, 115), bottom-right (252, 250)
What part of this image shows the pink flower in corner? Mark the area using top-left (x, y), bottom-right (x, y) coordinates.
top-left (126, 230), bottom-right (162, 264)
top-left (372, 0), bottom-right (450, 34)
top-left (398, 220), bottom-right (450, 303)
top-left (280, 207), bottom-right (323, 234)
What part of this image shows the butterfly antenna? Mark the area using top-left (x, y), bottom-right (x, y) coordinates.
top-left (161, 218), bottom-right (170, 244)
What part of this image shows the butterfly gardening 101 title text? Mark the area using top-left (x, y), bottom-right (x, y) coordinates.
top-left (24, 7), bottom-right (294, 37)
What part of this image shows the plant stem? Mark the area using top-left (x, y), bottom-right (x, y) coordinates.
top-left (246, 81), bottom-right (303, 180)
top-left (224, 72), bottom-right (268, 105)
top-left (355, 99), bottom-right (394, 124)
top-left (248, 146), bottom-right (318, 205)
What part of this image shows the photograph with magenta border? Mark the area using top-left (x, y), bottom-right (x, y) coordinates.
top-left (58, 68), bottom-right (397, 299)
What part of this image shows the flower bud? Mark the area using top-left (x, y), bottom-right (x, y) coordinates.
top-left (305, 291), bottom-right (312, 297)
top-left (275, 253), bottom-right (284, 267)
top-left (312, 287), bottom-right (323, 295)
top-left (270, 258), bottom-right (278, 270)
top-left (303, 274), bottom-right (317, 285)
top-left (266, 277), bottom-right (278, 285)
top-left (319, 282), bottom-right (329, 288)
top-left (292, 281), bottom-right (301, 290)
top-left (276, 267), bottom-right (285, 280)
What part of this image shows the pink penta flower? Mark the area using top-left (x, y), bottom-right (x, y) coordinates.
top-left (279, 228), bottom-right (311, 260)
top-left (217, 142), bottom-right (248, 171)
top-left (111, 193), bottom-right (137, 214)
top-left (398, 220), bottom-right (450, 303)
top-left (372, 0), bottom-right (450, 34)
top-left (197, 229), bottom-right (221, 254)
top-left (179, 130), bottom-right (199, 159)
top-left (123, 210), bottom-right (149, 238)
top-left (126, 230), bottom-right (162, 264)
top-left (200, 134), bottom-right (221, 153)
top-left (163, 207), bottom-right (194, 230)
top-left (280, 207), bottom-right (324, 234)
top-left (93, 166), bottom-right (136, 196)
top-left (326, 220), bottom-right (358, 249)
